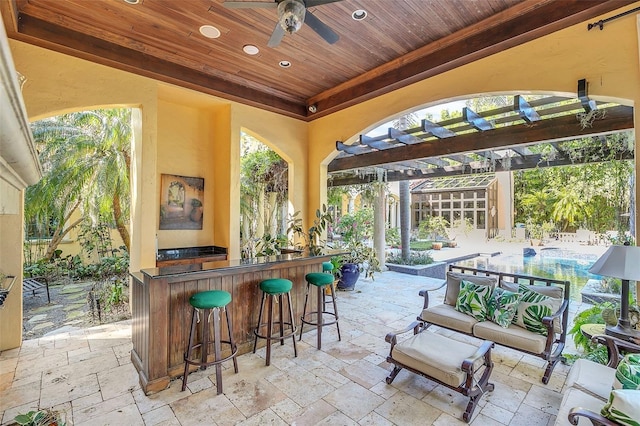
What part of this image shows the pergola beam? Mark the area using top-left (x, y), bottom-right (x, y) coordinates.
top-left (328, 105), bottom-right (633, 173)
top-left (329, 148), bottom-right (634, 186)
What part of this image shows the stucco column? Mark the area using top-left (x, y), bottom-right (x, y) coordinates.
top-left (373, 183), bottom-right (387, 271)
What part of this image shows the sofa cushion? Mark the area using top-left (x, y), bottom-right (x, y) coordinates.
top-left (421, 304), bottom-right (478, 334)
top-left (565, 358), bottom-right (616, 401)
top-left (455, 280), bottom-right (493, 321)
top-left (556, 387), bottom-right (606, 426)
top-left (444, 272), bottom-right (497, 306)
top-left (500, 280), bottom-right (564, 300)
top-left (473, 320), bottom-right (547, 354)
top-left (487, 287), bottom-right (522, 328)
top-left (391, 331), bottom-right (484, 388)
top-left (614, 353), bottom-right (640, 390)
top-left (601, 389), bottom-right (640, 426)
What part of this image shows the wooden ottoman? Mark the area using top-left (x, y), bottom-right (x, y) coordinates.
top-left (385, 322), bottom-right (495, 422)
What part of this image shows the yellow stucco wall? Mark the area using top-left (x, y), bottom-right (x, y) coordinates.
top-left (308, 4), bottom-right (640, 216)
top-left (2, 3), bottom-right (640, 350)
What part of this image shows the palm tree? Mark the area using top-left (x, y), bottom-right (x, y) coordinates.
top-left (27, 109), bottom-right (132, 260)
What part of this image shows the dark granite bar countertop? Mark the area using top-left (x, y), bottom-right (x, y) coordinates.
top-left (156, 245), bottom-right (227, 261)
top-left (141, 249), bottom-right (341, 279)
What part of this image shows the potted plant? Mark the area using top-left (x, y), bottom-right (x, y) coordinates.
top-left (189, 198), bottom-right (203, 222)
top-left (335, 240), bottom-right (381, 291)
top-left (287, 204), bottom-right (333, 255)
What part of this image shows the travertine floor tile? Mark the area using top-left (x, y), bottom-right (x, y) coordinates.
top-left (323, 381), bottom-right (385, 421)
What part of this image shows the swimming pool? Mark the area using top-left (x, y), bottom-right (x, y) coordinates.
top-left (455, 248), bottom-right (602, 302)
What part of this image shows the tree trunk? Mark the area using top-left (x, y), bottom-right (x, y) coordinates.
top-left (400, 180), bottom-right (411, 260)
top-left (113, 189), bottom-right (130, 252)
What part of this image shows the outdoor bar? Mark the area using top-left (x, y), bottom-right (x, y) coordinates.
top-left (130, 251), bottom-right (334, 395)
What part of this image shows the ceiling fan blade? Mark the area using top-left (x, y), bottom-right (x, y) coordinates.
top-left (267, 23), bottom-right (286, 48)
top-left (304, 12), bottom-right (339, 44)
top-left (223, 1), bottom-right (278, 9)
top-left (305, 0), bottom-right (344, 7)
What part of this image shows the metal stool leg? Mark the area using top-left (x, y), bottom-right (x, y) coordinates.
top-left (225, 305), bottom-right (239, 373)
top-left (299, 283), bottom-right (311, 341)
top-left (212, 307), bottom-right (223, 394)
top-left (286, 292), bottom-right (298, 357)
top-left (182, 308), bottom-right (199, 391)
top-left (330, 285), bottom-right (341, 341)
top-left (253, 292), bottom-right (267, 353)
top-left (316, 284), bottom-right (323, 350)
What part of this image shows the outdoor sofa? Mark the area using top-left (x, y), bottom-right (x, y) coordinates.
top-left (419, 264), bottom-right (570, 384)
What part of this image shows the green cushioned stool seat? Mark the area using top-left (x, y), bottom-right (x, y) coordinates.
top-left (189, 290), bottom-right (231, 309)
top-left (322, 261), bottom-right (334, 272)
top-left (182, 289), bottom-right (238, 394)
top-left (254, 278), bottom-right (297, 365)
top-left (305, 272), bottom-right (334, 287)
top-left (260, 278), bottom-right (293, 294)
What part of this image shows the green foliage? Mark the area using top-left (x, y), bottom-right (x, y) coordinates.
top-left (23, 247), bottom-right (129, 281)
top-left (409, 240), bottom-right (436, 251)
top-left (287, 205), bottom-right (333, 255)
top-left (568, 303), bottom-right (611, 364)
top-left (417, 216), bottom-right (449, 241)
top-left (334, 208), bottom-right (373, 243)
top-left (386, 251), bottom-right (434, 265)
top-left (15, 409), bottom-right (65, 426)
top-left (385, 227), bottom-right (400, 247)
top-left (514, 134), bottom-right (634, 235)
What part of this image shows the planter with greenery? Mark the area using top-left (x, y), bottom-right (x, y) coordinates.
top-left (333, 240), bottom-right (381, 290)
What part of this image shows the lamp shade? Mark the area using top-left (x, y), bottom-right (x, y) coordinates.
top-left (588, 245), bottom-right (640, 281)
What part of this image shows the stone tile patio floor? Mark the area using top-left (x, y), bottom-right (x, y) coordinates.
top-left (0, 270), bottom-right (589, 426)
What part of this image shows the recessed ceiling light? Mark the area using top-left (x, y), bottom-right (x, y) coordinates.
top-left (352, 9), bottom-right (367, 20)
top-left (123, 0), bottom-right (140, 4)
top-left (199, 25), bottom-right (221, 39)
top-left (279, 60), bottom-right (291, 68)
top-left (243, 45), bottom-right (259, 55)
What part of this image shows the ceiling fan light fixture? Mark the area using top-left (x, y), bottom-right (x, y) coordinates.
top-left (279, 60), bottom-right (291, 68)
top-left (278, 0), bottom-right (306, 34)
top-left (352, 9), bottom-right (367, 21)
top-left (123, 0), bottom-right (140, 4)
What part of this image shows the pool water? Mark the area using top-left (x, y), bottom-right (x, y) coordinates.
top-left (455, 248), bottom-right (602, 302)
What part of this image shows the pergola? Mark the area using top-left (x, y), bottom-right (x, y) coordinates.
top-left (328, 92), bottom-right (634, 186)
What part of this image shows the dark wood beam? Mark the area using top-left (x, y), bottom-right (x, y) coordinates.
top-left (328, 105), bottom-right (633, 172)
top-left (311, 0), bottom-right (634, 118)
top-left (329, 149), bottom-right (634, 186)
top-left (9, 14), bottom-right (307, 119)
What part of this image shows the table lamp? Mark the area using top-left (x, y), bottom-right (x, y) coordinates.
top-left (588, 244), bottom-right (640, 339)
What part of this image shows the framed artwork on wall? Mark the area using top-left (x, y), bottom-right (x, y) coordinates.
top-left (159, 174), bottom-right (204, 230)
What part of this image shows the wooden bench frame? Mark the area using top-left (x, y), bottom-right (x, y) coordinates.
top-left (23, 276), bottom-right (50, 303)
top-left (419, 264), bottom-right (570, 384)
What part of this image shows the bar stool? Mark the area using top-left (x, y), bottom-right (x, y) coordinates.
top-left (322, 261), bottom-right (337, 302)
top-left (182, 290), bottom-right (238, 394)
top-left (253, 278), bottom-right (297, 366)
top-left (299, 272), bottom-right (340, 350)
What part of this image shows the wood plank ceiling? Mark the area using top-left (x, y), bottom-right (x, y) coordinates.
top-left (0, 0), bottom-right (633, 121)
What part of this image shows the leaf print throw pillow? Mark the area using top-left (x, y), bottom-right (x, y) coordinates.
top-left (487, 287), bottom-right (522, 328)
top-left (455, 280), bottom-right (493, 321)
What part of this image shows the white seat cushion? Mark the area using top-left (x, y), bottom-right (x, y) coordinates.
top-left (473, 320), bottom-right (547, 354)
top-left (565, 358), bottom-right (615, 401)
top-left (421, 304), bottom-right (478, 334)
top-left (391, 331), bottom-right (483, 388)
top-left (555, 387), bottom-right (606, 426)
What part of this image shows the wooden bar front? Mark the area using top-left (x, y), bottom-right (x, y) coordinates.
top-left (131, 252), bottom-right (333, 394)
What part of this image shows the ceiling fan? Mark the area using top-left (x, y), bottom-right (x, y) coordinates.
top-left (223, 0), bottom-right (343, 48)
